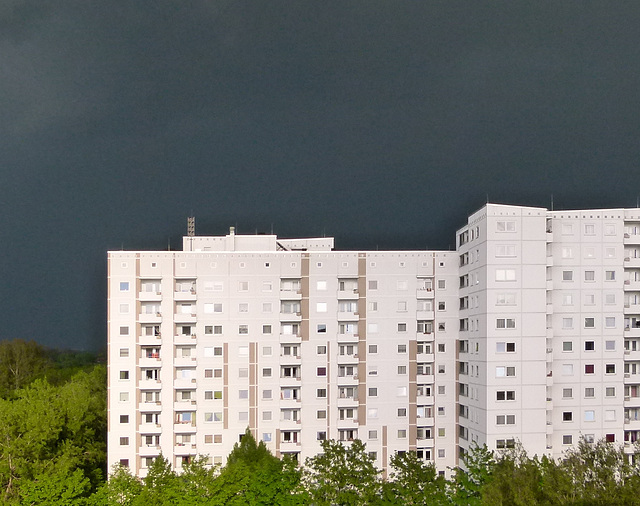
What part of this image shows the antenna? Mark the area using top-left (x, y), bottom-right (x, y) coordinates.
top-left (187, 216), bottom-right (195, 237)
top-left (551, 194), bottom-right (554, 211)
top-left (167, 237), bottom-right (171, 251)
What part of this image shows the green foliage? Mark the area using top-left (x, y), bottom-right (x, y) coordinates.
top-left (304, 439), bottom-right (381, 505)
top-left (0, 339), bottom-right (48, 397)
top-left (0, 365), bottom-right (106, 502)
top-left (385, 451), bottom-right (447, 505)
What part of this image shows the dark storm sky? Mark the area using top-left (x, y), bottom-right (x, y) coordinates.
top-left (1, 2), bottom-right (639, 351)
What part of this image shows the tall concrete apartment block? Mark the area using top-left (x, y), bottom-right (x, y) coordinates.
top-left (107, 204), bottom-right (640, 477)
top-left (108, 231), bottom-right (459, 477)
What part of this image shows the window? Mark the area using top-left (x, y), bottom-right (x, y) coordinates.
top-left (585, 294), bottom-right (595, 305)
top-left (316, 303), bottom-right (327, 313)
top-left (605, 317), bottom-right (616, 328)
top-left (438, 343), bottom-right (446, 352)
top-left (239, 368), bottom-right (248, 378)
top-left (119, 282), bottom-right (129, 292)
top-left (606, 387), bottom-right (616, 397)
top-left (119, 371), bottom-right (129, 380)
top-left (317, 431), bottom-right (327, 441)
top-left (605, 340), bottom-right (616, 351)
top-left (119, 392), bottom-right (129, 402)
top-left (238, 325), bottom-right (248, 334)
top-left (497, 221), bottom-right (516, 232)
top-left (606, 270), bottom-right (616, 281)
top-left (397, 430), bottom-right (407, 439)
top-left (584, 224), bottom-right (595, 235)
top-left (437, 279), bottom-right (446, 289)
top-left (563, 435), bottom-right (573, 445)
top-left (262, 368), bottom-right (272, 378)
top-left (584, 387), bottom-right (595, 398)
top-left (397, 386), bottom-right (407, 396)
top-left (562, 247), bottom-right (573, 258)
top-left (585, 341), bottom-right (595, 351)
top-left (317, 410), bottom-right (327, 419)
top-left (496, 415), bottom-right (515, 425)
top-left (369, 387), bottom-right (377, 397)
top-left (496, 390), bottom-right (516, 401)
top-left (397, 323), bottom-right (407, 332)
top-left (496, 318), bottom-right (516, 329)
top-left (368, 344), bottom-right (377, 354)
top-left (119, 326), bottom-right (129, 336)
top-left (606, 364), bottom-right (616, 374)
top-left (262, 325), bottom-right (272, 334)
top-left (120, 415), bottom-right (129, 423)
top-left (585, 270), bottom-right (595, 281)
top-left (562, 318), bottom-right (573, 329)
top-left (584, 318), bottom-right (595, 328)
top-left (563, 271), bottom-right (573, 281)
top-left (496, 342), bottom-right (516, 353)
top-left (317, 345), bottom-right (327, 355)
top-left (496, 244), bottom-right (516, 257)
top-left (369, 430), bottom-right (378, 440)
top-left (496, 269), bottom-right (516, 281)
top-left (368, 280), bottom-right (378, 290)
top-left (496, 293), bottom-right (516, 305)
top-left (316, 389), bottom-right (327, 398)
top-left (605, 293), bottom-right (616, 304)
top-left (585, 364), bottom-right (595, 374)
top-left (563, 388), bottom-right (573, 398)
top-left (397, 366), bottom-right (407, 375)
top-left (563, 412), bottom-right (573, 422)
top-left (563, 294), bottom-right (574, 305)
top-left (397, 408), bottom-right (407, 417)
top-left (584, 410), bottom-right (595, 422)
top-left (397, 344), bottom-right (407, 353)
top-left (317, 367), bottom-right (326, 377)
top-left (496, 366), bottom-right (515, 377)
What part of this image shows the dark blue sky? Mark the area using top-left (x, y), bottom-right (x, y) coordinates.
top-left (1, 2), bottom-right (639, 351)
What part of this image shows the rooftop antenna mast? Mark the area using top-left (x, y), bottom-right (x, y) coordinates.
top-left (551, 194), bottom-right (554, 211)
top-left (187, 216), bottom-right (195, 251)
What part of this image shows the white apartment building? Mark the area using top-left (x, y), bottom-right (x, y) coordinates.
top-left (108, 229), bottom-right (459, 477)
top-left (108, 204), bottom-right (640, 477)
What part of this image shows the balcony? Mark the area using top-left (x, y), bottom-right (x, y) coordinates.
top-left (140, 423), bottom-right (162, 434)
top-left (279, 312), bottom-right (302, 322)
top-left (174, 290), bottom-right (196, 301)
top-left (174, 399), bottom-right (198, 410)
top-left (336, 353), bottom-right (359, 365)
top-left (416, 310), bottom-right (435, 321)
top-left (174, 334), bottom-right (198, 345)
top-left (416, 374), bottom-right (435, 384)
top-left (174, 444), bottom-right (198, 454)
top-left (139, 334), bottom-right (162, 345)
top-left (625, 327), bottom-right (640, 338)
top-left (139, 356), bottom-right (162, 368)
top-left (625, 258), bottom-right (640, 268)
top-left (337, 374), bottom-right (359, 385)
top-left (337, 311), bottom-right (359, 321)
top-left (139, 378), bottom-right (162, 389)
top-left (173, 421), bottom-right (197, 432)
top-left (139, 291), bottom-right (162, 302)
top-left (279, 289), bottom-right (302, 300)
top-left (173, 356), bottom-right (197, 367)
top-left (140, 401), bottom-right (162, 412)
top-left (416, 352), bottom-right (434, 362)
top-left (624, 234), bottom-right (640, 245)
top-left (174, 313), bottom-right (197, 324)
top-left (337, 289), bottom-right (359, 300)
top-left (174, 377), bottom-right (197, 389)
top-left (416, 288), bottom-right (434, 299)
top-left (416, 394), bottom-right (434, 405)
top-left (139, 313), bottom-right (162, 324)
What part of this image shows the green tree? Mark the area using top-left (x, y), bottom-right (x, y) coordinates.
top-left (210, 428), bottom-right (304, 505)
top-left (303, 439), bottom-right (381, 506)
top-left (479, 444), bottom-right (547, 506)
top-left (0, 366), bottom-right (106, 501)
top-left (450, 443), bottom-right (496, 506)
top-left (384, 451), bottom-right (447, 505)
top-left (18, 467), bottom-right (92, 506)
top-left (132, 455), bottom-right (183, 506)
top-left (90, 464), bottom-right (142, 506)
top-left (0, 339), bottom-right (47, 397)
